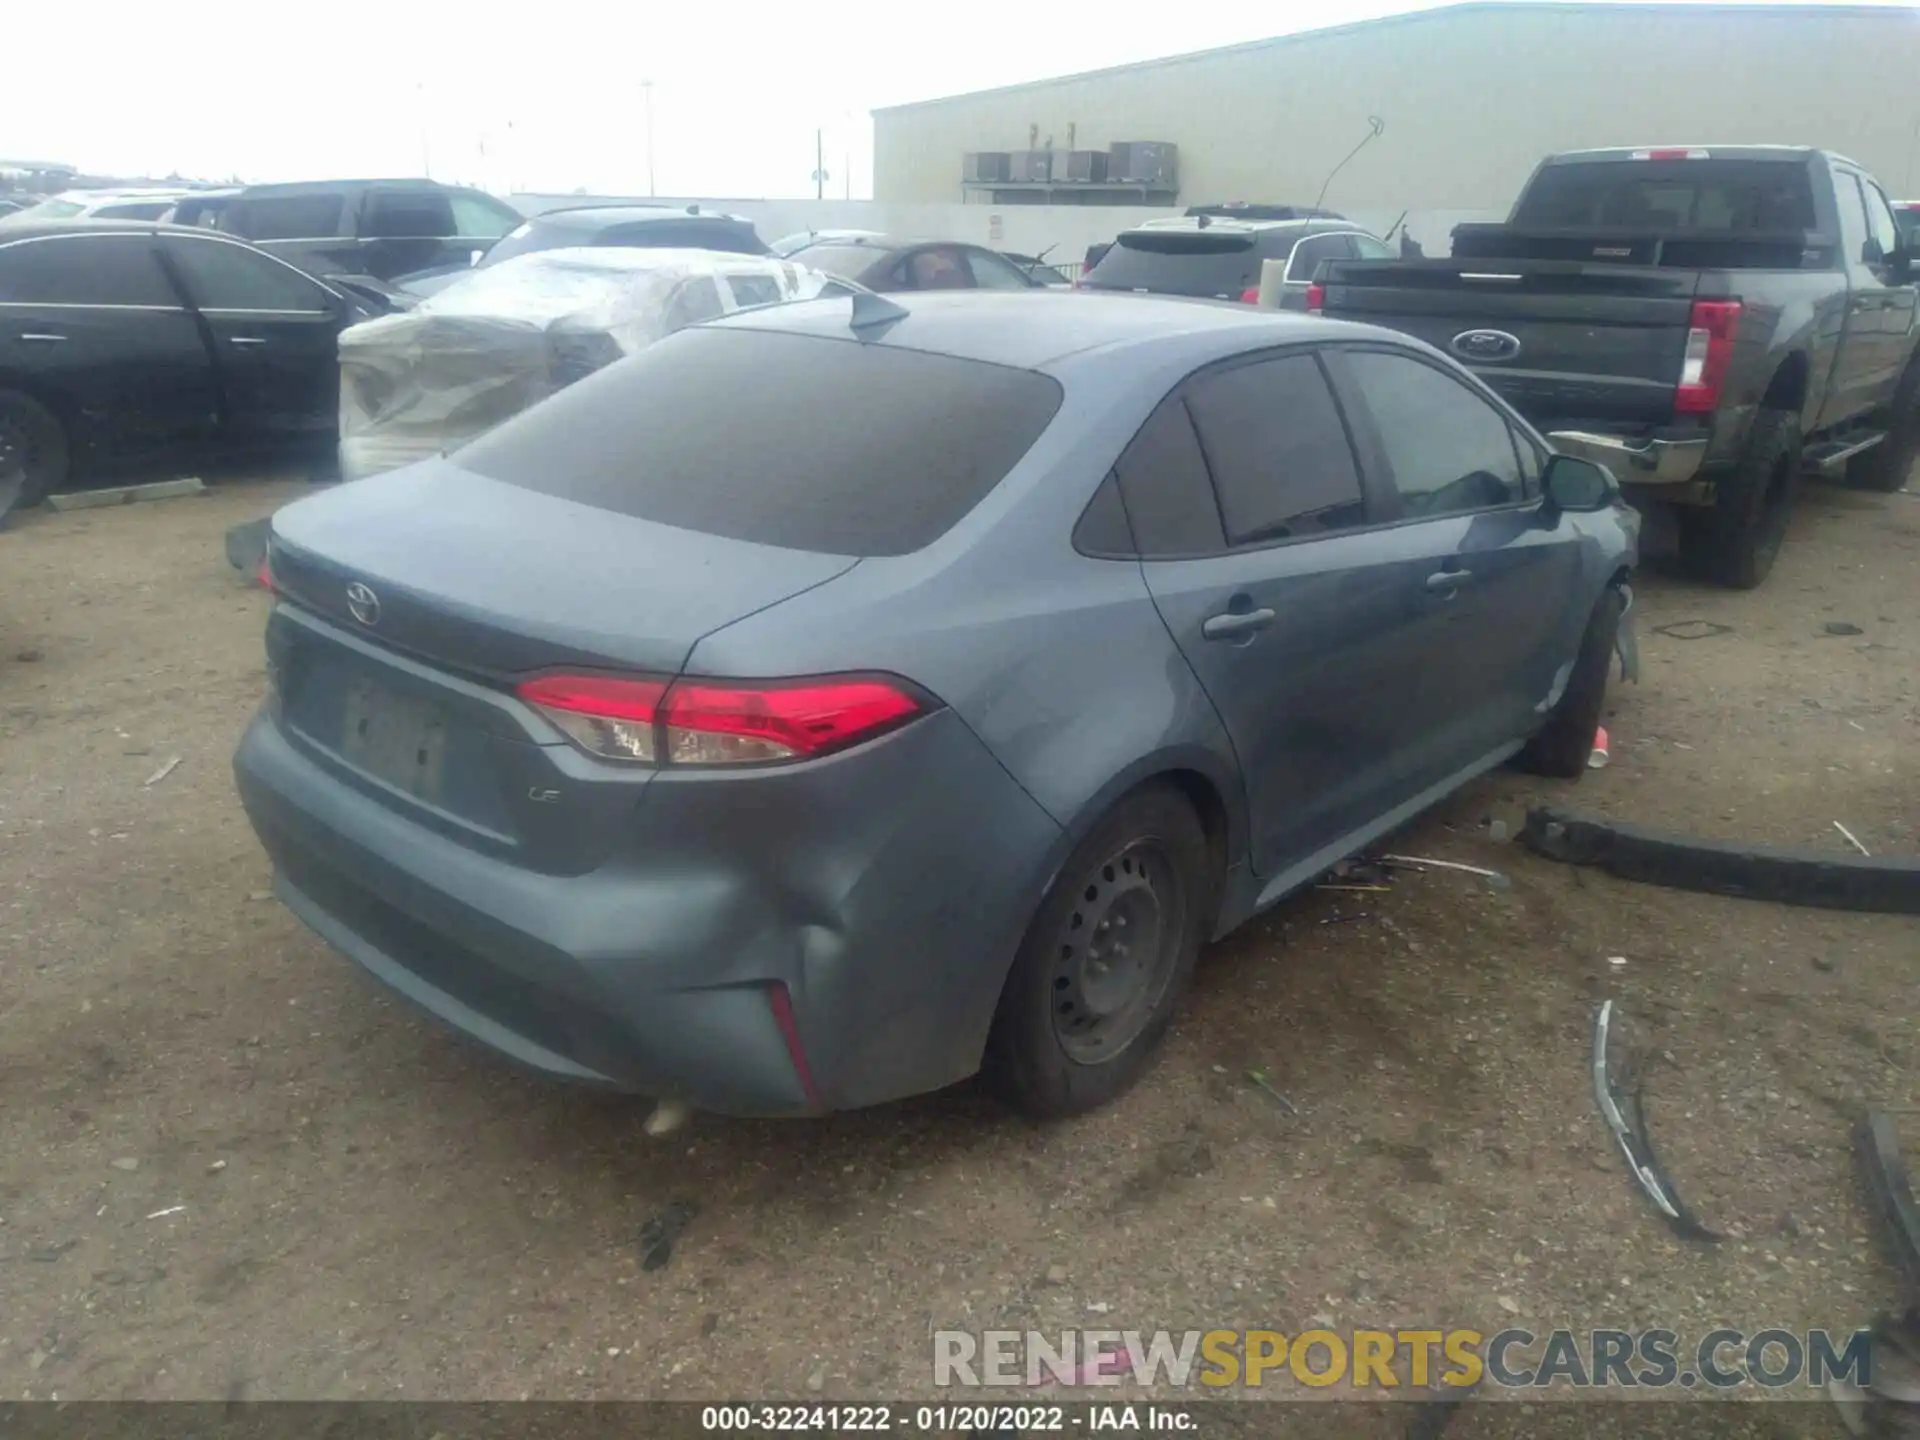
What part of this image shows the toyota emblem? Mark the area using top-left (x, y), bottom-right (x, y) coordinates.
top-left (1450, 328), bottom-right (1523, 363)
top-left (345, 581), bottom-right (381, 627)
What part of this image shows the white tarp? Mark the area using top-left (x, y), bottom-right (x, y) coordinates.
top-left (337, 247), bottom-right (848, 480)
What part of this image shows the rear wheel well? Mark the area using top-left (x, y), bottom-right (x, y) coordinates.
top-left (1156, 769), bottom-right (1230, 903)
top-left (1761, 353), bottom-right (1808, 413)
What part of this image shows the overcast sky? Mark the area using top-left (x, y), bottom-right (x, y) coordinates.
top-left (0, 0), bottom-right (1898, 198)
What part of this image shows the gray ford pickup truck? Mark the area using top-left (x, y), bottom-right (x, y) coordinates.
top-left (1316, 147), bottom-right (1920, 588)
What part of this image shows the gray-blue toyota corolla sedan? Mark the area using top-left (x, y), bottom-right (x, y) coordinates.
top-left (234, 289), bottom-right (1638, 1119)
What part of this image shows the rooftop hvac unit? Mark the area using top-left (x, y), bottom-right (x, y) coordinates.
top-left (963, 152), bottom-right (1010, 183)
top-left (1107, 141), bottom-right (1178, 187)
top-left (1006, 150), bottom-right (1053, 184)
top-left (1054, 150), bottom-right (1109, 183)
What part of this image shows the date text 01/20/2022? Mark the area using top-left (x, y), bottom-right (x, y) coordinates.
top-left (699, 1405), bottom-right (1195, 1431)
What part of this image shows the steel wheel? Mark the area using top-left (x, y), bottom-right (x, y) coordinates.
top-left (1049, 839), bottom-right (1185, 1065)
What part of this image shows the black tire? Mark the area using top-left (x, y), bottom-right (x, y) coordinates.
top-left (985, 783), bottom-right (1212, 1118)
top-left (1848, 360), bottom-right (1919, 494)
top-left (1679, 408), bottom-right (1801, 589)
top-left (0, 387), bottom-right (69, 527)
top-left (1516, 587), bottom-right (1624, 780)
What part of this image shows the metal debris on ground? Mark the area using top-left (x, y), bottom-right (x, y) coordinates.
top-left (1834, 821), bottom-right (1872, 858)
top-left (44, 477), bottom-right (207, 512)
top-left (144, 1206), bottom-right (185, 1220)
top-left (1590, 1001), bottom-right (1722, 1243)
top-left (143, 756), bottom-right (182, 787)
top-left (637, 1199), bottom-right (698, 1272)
top-left (1245, 1069), bottom-right (1298, 1115)
top-left (1380, 855), bottom-right (1510, 888)
top-left (1587, 725), bottom-right (1611, 769)
top-left (1318, 913), bottom-right (1370, 926)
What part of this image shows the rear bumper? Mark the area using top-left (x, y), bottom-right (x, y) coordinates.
top-left (1547, 429), bottom-right (1706, 487)
top-left (233, 704), bottom-right (1063, 1116)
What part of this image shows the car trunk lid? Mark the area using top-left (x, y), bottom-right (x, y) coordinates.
top-left (263, 459), bottom-right (857, 872)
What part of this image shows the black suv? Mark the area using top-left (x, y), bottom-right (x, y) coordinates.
top-left (1081, 216), bottom-right (1390, 307)
top-left (218, 179), bottom-right (526, 282)
top-left (393, 204), bottom-right (770, 298)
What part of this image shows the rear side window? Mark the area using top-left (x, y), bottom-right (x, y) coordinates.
top-left (0, 236), bottom-right (178, 306)
top-left (227, 193), bottom-right (344, 239)
top-left (790, 244), bottom-right (888, 281)
top-left (1284, 233), bottom-right (1355, 282)
top-left (663, 277), bottom-right (725, 331)
top-left (727, 274), bottom-right (785, 309)
top-left (165, 237), bottom-right (332, 312)
top-left (457, 327), bottom-right (1064, 556)
top-left (1343, 351), bottom-right (1525, 517)
top-left (1184, 354), bottom-right (1366, 545)
top-left (364, 190), bottom-right (456, 238)
top-left (94, 202), bottom-right (171, 220)
top-left (1513, 159), bottom-right (1816, 231)
top-left (1113, 398), bottom-right (1225, 556)
top-left (1084, 230), bottom-right (1261, 298)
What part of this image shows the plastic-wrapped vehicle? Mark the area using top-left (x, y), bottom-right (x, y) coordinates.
top-left (336, 247), bottom-right (858, 481)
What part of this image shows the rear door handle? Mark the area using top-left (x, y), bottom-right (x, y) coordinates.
top-left (18, 333), bottom-right (66, 343)
top-left (1202, 608), bottom-right (1276, 640)
top-left (1426, 569), bottom-right (1473, 593)
top-left (228, 336), bottom-right (267, 346)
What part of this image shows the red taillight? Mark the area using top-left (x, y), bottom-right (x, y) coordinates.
top-left (1675, 299), bottom-right (1743, 414)
top-left (1239, 287), bottom-right (1261, 305)
top-left (516, 672), bottom-right (924, 766)
top-left (1633, 147), bottom-right (1709, 161)
top-left (767, 981), bottom-right (823, 1107)
top-left (1305, 283), bottom-right (1326, 314)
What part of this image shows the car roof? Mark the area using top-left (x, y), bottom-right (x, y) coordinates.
top-left (233, 178), bottom-right (449, 195)
top-left (1543, 145), bottom-right (1825, 165)
top-left (710, 288), bottom-right (1406, 371)
top-left (500, 246), bottom-right (797, 277)
top-left (1120, 215), bottom-right (1361, 239)
top-left (531, 205), bottom-right (754, 229)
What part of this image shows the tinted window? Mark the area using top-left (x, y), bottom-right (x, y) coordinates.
top-left (906, 248), bottom-right (969, 290)
top-left (449, 192), bottom-right (519, 239)
top-left (1859, 180), bottom-right (1901, 260)
top-left (598, 219), bottom-right (765, 255)
top-left (94, 202), bottom-right (172, 220)
top-left (1073, 474), bottom-right (1134, 556)
top-left (1184, 355), bottom-right (1366, 545)
top-left (1284, 234), bottom-right (1354, 282)
top-left (727, 274), bottom-right (785, 309)
top-left (663, 277), bottom-right (725, 331)
top-left (228, 193), bottom-right (344, 240)
top-left (1513, 159), bottom-right (1816, 231)
top-left (458, 328), bottom-right (1064, 556)
top-left (0, 236), bottom-right (178, 306)
top-left (364, 190), bottom-right (455, 239)
top-left (1084, 229), bottom-right (1265, 297)
top-left (790, 243), bottom-right (888, 282)
top-left (1345, 351), bottom-right (1525, 517)
top-left (1896, 204), bottom-right (1920, 243)
top-left (1112, 397), bottom-right (1226, 556)
top-left (965, 249), bottom-right (1033, 290)
top-left (166, 238), bottom-right (331, 312)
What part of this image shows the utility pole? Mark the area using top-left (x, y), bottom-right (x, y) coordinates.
top-left (815, 128), bottom-right (825, 200)
top-left (642, 81), bottom-right (656, 197)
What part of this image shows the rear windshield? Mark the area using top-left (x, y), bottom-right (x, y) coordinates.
top-left (1896, 205), bottom-right (1920, 242)
top-left (1514, 159), bottom-right (1817, 231)
top-left (1082, 230), bottom-right (1265, 297)
top-left (484, 216), bottom-right (766, 268)
top-left (456, 326), bottom-right (1064, 556)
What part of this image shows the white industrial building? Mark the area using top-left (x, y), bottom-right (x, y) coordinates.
top-left (872, 2), bottom-right (1920, 215)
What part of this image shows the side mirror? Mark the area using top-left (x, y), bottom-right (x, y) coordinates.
top-left (1542, 454), bottom-right (1616, 513)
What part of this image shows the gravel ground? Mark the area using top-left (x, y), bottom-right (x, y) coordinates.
top-left (0, 477), bottom-right (1914, 1432)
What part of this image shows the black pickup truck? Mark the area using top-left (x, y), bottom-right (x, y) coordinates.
top-left (1316, 147), bottom-right (1920, 587)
